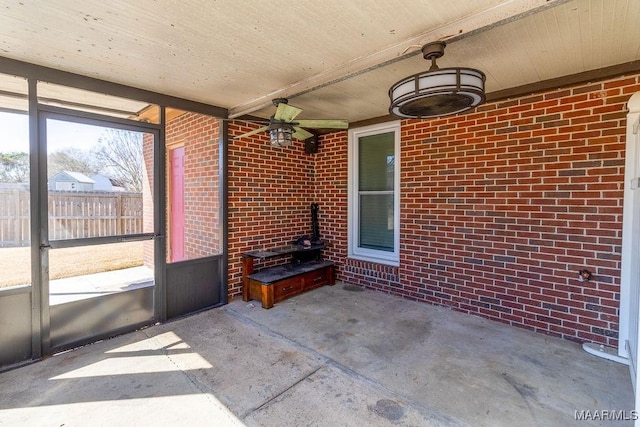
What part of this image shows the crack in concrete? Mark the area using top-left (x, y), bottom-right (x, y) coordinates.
top-left (224, 304), bottom-right (466, 426)
top-left (242, 364), bottom-right (325, 419)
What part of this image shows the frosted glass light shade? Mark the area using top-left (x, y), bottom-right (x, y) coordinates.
top-left (389, 67), bottom-right (486, 118)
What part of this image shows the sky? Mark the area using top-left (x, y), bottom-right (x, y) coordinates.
top-left (0, 111), bottom-right (110, 153)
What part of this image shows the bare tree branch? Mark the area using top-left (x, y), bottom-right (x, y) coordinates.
top-left (48, 148), bottom-right (99, 178)
top-left (94, 129), bottom-right (143, 192)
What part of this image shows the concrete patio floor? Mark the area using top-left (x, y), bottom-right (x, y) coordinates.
top-left (0, 283), bottom-right (634, 426)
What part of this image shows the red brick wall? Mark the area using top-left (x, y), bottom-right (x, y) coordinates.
top-left (313, 74), bottom-right (640, 347)
top-left (309, 132), bottom-right (348, 267)
top-left (227, 123), bottom-right (316, 296)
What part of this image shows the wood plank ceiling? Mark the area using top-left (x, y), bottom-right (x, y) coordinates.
top-left (0, 0), bottom-right (639, 123)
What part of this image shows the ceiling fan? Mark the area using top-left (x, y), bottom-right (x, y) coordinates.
top-left (234, 98), bottom-right (349, 147)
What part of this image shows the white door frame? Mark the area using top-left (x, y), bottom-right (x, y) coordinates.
top-left (619, 92), bottom-right (640, 397)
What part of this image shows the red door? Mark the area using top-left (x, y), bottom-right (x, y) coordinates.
top-left (170, 146), bottom-right (185, 262)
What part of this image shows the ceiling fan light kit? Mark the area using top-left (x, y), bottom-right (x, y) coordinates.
top-left (388, 41), bottom-right (486, 119)
top-left (268, 121), bottom-right (294, 147)
top-left (234, 97), bottom-right (349, 150)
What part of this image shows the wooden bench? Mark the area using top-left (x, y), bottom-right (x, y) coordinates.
top-left (241, 243), bottom-right (335, 309)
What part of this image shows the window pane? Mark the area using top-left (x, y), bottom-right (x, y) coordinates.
top-left (49, 241), bottom-right (153, 305)
top-left (0, 73), bottom-right (30, 289)
top-left (165, 109), bottom-right (221, 262)
top-left (46, 120), bottom-right (151, 241)
top-left (359, 193), bottom-right (394, 252)
top-left (358, 132), bottom-right (394, 191)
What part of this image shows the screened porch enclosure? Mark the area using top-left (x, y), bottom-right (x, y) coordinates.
top-left (0, 67), bottom-right (227, 367)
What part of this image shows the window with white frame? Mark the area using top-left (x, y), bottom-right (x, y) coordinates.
top-left (348, 122), bottom-right (400, 266)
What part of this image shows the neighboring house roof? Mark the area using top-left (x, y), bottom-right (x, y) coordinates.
top-left (109, 178), bottom-right (125, 188)
top-left (91, 174), bottom-right (126, 192)
top-left (52, 171), bottom-right (95, 184)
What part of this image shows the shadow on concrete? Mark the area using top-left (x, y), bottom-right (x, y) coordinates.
top-left (0, 283), bottom-right (634, 426)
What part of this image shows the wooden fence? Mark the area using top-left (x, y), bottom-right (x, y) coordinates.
top-left (0, 189), bottom-right (143, 247)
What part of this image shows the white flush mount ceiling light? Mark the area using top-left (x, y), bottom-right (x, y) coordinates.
top-left (389, 41), bottom-right (486, 118)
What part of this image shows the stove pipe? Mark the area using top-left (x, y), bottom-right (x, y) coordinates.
top-left (311, 203), bottom-right (320, 243)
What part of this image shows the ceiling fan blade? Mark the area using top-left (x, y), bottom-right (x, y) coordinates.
top-left (230, 118), bottom-right (270, 125)
top-left (274, 103), bottom-right (302, 122)
top-left (234, 126), bottom-right (268, 139)
top-left (295, 119), bottom-right (348, 129)
top-left (292, 127), bottom-right (314, 140)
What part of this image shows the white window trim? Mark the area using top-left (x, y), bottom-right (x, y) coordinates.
top-left (348, 121), bottom-right (400, 266)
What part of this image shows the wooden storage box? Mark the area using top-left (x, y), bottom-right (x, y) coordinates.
top-left (245, 260), bottom-right (335, 309)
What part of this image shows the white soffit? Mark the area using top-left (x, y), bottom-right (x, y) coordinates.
top-left (0, 0), bottom-right (638, 123)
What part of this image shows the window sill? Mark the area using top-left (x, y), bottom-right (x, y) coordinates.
top-left (347, 254), bottom-right (399, 267)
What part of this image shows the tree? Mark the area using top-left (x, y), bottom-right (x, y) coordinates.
top-left (0, 152), bottom-right (29, 183)
top-left (94, 129), bottom-right (143, 192)
top-left (47, 148), bottom-right (99, 178)
top-left (1, 128), bottom-right (144, 192)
